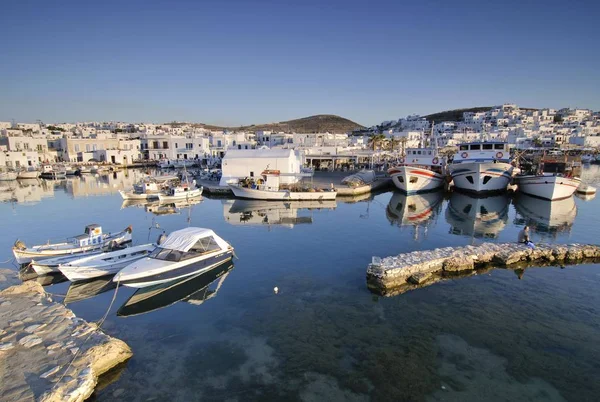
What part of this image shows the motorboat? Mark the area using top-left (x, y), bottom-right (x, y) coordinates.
top-left (0, 169), bottom-right (18, 181)
top-left (449, 141), bottom-right (513, 193)
top-left (64, 275), bottom-right (118, 304)
top-left (30, 250), bottom-right (105, 275)
top-left (388, 147), bottom-right (446, 193)
top-left (40, 164), bottom-right (66, 180)
top-left (445, 192), bottom-right (510, 238)
top-left (59, 243), bottom-right (156, 281)
top-left (157, 184), bottom-right (203, 202)
top-left (17, 167), bottom-right (39, 179)
top-left (13, 224), bottom-right (133, 265)
top-left (515, 153), bottom-right (581, 200)
top-left (114, 227), bottom-right (234, 288)
top-left (229, 169), bottom-right (337, 200)
top-left (117, 260), bottom-right (233, 317)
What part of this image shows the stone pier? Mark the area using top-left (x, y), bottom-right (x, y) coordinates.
top-left (0, 269), bottom-right (132, 402)
top-left (367, 243), bottom-right (600, 296)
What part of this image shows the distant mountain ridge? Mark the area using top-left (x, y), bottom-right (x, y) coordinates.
top-left (183, 114), bottom-right (365, 133)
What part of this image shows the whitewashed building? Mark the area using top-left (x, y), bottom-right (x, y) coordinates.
top-left (219, 149), bottom-right (303, 186)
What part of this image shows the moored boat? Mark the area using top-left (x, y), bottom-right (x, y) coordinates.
top-left (30, 250), bottom-right (105, 275)
top-left (0, 169), bottom-right (19, 181)
top-left (515, 153), bottom-right (581, 200)
top-left (449, 141), bottom-right (513, 194)
top-left (229, 169), bottom-right (337, 200)
top-left (40, 164), bottom-right (66, 179)
top-left (17, 167), bottom-right (40, 179)
top-left (388, 147), bottom-right (445, 193)
top-left (13, 224), bottom-right (133, 265)
top-left (157, 184), bottom-right (203, 202)
top-left (114, 227), bottom-right (234, 288)
top-left (59, 243), bottom-right (156, 281)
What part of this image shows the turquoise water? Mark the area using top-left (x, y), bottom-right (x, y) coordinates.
top-left (1, 166), bottom-right (600, 401)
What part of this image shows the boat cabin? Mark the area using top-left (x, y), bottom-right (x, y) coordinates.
top-left (70, 224), bottom-right (104, 247)
top-left (166, 184), bottom-right (194, 196)
top-left (238, 169), bottom-right (282, 191)
top-left (148, 228), bottom-right (230, 262)
top-left (42, 165), bottom-right (54, 173)
top-left (402, 148), bottom-right (444, 168)
top-left (453, 142), bottom-right (509, 163)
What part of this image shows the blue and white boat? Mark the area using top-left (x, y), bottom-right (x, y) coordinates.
top-left (114, 227), bottom-right (234, 288)
top-left (449, 141), bottom-right (513, 194)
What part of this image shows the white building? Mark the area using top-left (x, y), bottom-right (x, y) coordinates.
top-left (219, 149), bottom-right (303, 186)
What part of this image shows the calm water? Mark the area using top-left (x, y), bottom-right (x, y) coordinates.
top-left (2, 167), bottom-right (600, 401)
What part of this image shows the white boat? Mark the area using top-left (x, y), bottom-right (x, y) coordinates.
top-left (0, 170), bottom-right (18, 181)
top-left (449, 141), bottom-right (513, 194)
top-left (158, 184), bottom-right (203, 202)
top-left (40, 164), bottom-right (66, 179)
top-left (90, 165), bottom-right (100, 173)
top-left (445, 192), bottom-right (510, 239)
top-left (13, 224), bottom-right (133, 265)
top-left (30, 250), bottom-right (105, 275)
top-left (388, 148), bottom-right (445, 193)
top-left (59, 244), bottom-right (156, 281)
top-left (516, 154), bottom-right (581, 200)
top-left (64, 165), bottom-right (77, 176)
top-left (229, 169), bottom-right (337, 200)
top-left (158, 159), bottom-right (174, 169)
top-left (116, 260), bottom-right (233, 317)
top-left (581, 154), bottom-right (593, 164)
top-left (78, 166), bottom-right (92, 174)
top-left (341, 170), bottom-right (376, 187)
top-left (119, 185), bottom-right (160, 200)
top-left (64, 275), bottom-right (117, 304)
top-left (173, 159), bottom-right (196, 168)
top-left (114, 227), bottom-right (234, 288)
top-left (17, 168), bottom-right (39, 179)
top-left (576, 183), bottom-right (596, 195)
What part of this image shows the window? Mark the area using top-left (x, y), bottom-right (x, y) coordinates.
top-left (250, 171), bottom-right (254, 177)
top-left (459, 145), bottom-right (468, 151)
top-left (417, 151), bottom-right (422, 155)
top-left (470, 144), bottom-right (481, 150)
top-left (482, 144), bottom-right (493, 150)
top-left (75, 144), bottom-right (80, 152)
top-left (217, 140), bottom-right (222, 147)
top-left (494, 144), bottom-right (504, 150)
top-left (186, 143), bottom-right (193, 149)
top-left (93, 144), bottom-right (97, 151)
top-left (175, 143), bottom-right (178, 148)
top-left (466, 176), bottom-right (474, 184)
top-left (482, 176), bottom-right (492, 185)
top-left (163, 141), bottom-right (168, 149)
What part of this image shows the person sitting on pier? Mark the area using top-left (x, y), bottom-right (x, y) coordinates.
top-left (518, 226), bottom-right (535, 249)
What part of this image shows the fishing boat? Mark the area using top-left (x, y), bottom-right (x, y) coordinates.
top-left (157, 183), bottom-right (203, 202)
top-left (59, 243), bottom-right (156, 281)
top-left (17, 167), bottom-right (39, 179)
top-left (13, 224), bottom-right (133, 265)
top-left (40, 164), bottom-right (66, 179)
top-left (449, 141), bottom-right (513, 194)
top-left (113, 227), bottom-right (234, 288)
top-left (388, 148), bottom-right (445, 193)
top-left (229, 169), bottom-right (337, 201)
top-left (117, 260), bottom-right (233, 317)
top-left (515, 153), bottom-right (581, 200)
top-left (119, 181), bottom-right (162, 200)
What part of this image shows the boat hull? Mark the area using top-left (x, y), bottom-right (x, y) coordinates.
top-left (116, 250), bottom-right (233, 288)
top-left (516, 175), bottom-right (580, 200)
top-left (119, 190), bottom-right (159, 200)
top-left (40, 172), bottom-right (66, 180)
top-left (157, 187), bottom-right (203, 202)
top-left (230, 185), bottom-right (337, 200)
top-left (449, 162), bottom-right (513, 194)
top-left (13, 231), bottom-right (132, 265)
top-left (388, 166), bottom-right (445, 193)
top-left (17, 171), bottom-right (39, 179)
top-left (0, 172), bottom-right (18, 181)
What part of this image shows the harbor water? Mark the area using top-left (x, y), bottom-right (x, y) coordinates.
top-left (1, 167), bottom-right (600, 401)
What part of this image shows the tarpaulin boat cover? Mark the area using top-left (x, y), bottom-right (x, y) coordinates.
top-left (159, 228), bottom-right (230, 252)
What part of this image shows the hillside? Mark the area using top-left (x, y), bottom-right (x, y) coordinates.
top-left (189, 114), bottom-right (364, 133)
top-left (423, 106), bottom-right (538, 122)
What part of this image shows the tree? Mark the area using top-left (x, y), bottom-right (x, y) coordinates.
top-left (368, 134), bottom-right (387, 151)
top-left (553, 115), bottom-right (563, 124)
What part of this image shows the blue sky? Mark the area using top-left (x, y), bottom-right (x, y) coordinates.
top-left (1, 0), bottom-right (598, 126)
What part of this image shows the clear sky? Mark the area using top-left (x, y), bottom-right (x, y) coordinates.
top-left (1, 0), bottom-right (598, 126)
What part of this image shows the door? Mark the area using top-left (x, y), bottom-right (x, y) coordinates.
top-left (111, 155), bottom-right (116, 163)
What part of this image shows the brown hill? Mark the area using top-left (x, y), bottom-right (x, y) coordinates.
top-left (189, 114), bottom-right (364, 133)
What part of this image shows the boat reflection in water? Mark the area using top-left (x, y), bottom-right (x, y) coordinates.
top-left (222, 199), bottom-right (337, 228)
top-left (513, 193), bottom-right (577, 236)
top-left (445, 192), bottom-right (510, 238)
top-left (386, 191), bottom-right (443, 240)
top-left (121, 198), bottom-right (202, 216)
top-left (117, 261), bottom-right (234, 317)
top-left (64, 275), bottom-right (118, 304)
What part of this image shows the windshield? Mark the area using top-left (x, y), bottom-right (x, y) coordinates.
top-left (148, 247), bottom-right (185, 262)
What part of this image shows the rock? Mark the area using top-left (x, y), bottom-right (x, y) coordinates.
top-left (18, 334), bottom-right (43, 348)
top-left (0, 342), bottom-right (14, 351)
top-left (443, 256), bottom-right (474, 272)
top-left (40, 366), bottom-right (62, 379)
top-left (408, 272), bottom-right (432, 284)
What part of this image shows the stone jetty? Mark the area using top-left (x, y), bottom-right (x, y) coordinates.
top-left (0, 269), bottom-right (132, 402)
top-left (367, 243), bottom-right (600, 295)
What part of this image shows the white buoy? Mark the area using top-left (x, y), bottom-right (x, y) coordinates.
top-left (273, 286), bottom-right (279, 294)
